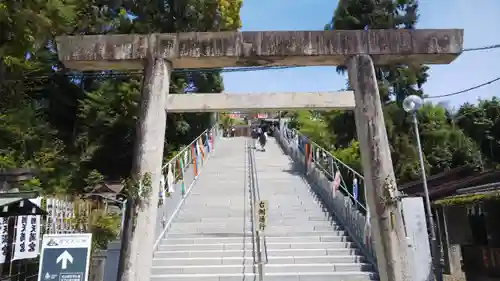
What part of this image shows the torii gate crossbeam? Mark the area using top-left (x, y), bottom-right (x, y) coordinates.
top-left (165, 91), bottom-right (355, 112)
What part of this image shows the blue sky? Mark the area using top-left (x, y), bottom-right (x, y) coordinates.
top-left (222, 0), bottom-right (500, 109)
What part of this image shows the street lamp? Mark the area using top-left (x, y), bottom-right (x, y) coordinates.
top-left (403, 95), bottom-right (442, 281)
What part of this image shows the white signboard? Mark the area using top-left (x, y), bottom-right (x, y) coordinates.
top-left (38, 233), bottom-right (92, 281)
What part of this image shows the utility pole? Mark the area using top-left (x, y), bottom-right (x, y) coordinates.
top-left (347, 54), bottom-right (411, 281)
top-left (116, 51), bottom-right (171, 281)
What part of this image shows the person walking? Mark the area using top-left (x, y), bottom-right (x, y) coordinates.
top-left (258, 131), bottom-right (268, 152)
top-left (251, 127), bottom-right (258, 148)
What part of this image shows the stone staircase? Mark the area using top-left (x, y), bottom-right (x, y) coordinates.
top-left (150, 137), bottom-right (378, 280)
top-left (250, 139), bottom-right (378, 281)
top-left (151, 138), bottom-right (255, 281)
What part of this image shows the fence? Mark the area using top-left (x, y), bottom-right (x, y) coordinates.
top-left (275, 126), bottom-right (377, 266)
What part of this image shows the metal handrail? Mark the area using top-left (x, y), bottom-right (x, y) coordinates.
top-left (153, 125), bottom-right (219, 250)
top-left (249, 141), bottom-right (269, 264)
top-left (246, 140), bottom-right (265, 281)
top-left (284, 127), bottom-right (368, 212)
top-left (162, 124), bottom-right (218, 170)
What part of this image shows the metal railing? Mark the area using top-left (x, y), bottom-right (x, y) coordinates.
top-left (276, 126), bottom-right (377, 266)
top-left (246, 140), bottom-right (267, 281)
top-left (153, 125), bottom-right (220, 249)
top-left (291, 129), bottom-right (367, 212)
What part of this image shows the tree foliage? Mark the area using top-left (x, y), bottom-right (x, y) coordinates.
top-left (0, 0), bottom-right (242, 194)
top-left (291, 0), bottom-right (492, 184)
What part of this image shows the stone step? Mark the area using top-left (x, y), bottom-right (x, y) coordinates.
top-left (167, 224), bottom-right (343, 234)
top-left (159, 241), bottom-right (356, 251)
top-left (154, 248), bottom-right (361, 258)
top-left (169, 223), bottom-right (340, 231)
top-left (173, 216), bottom-right (333, 223)
top-left (165, 231), bottom-right (347, 238)
top-left (162, 235), bottom-right (350, 245)
top-left (152, 255), bottom-right (367, 266)
top-left (169, 222), bottom-right (253, 228)
top-left (175, 211), bottom-right (250, 216)
top-left (150, 272), bottom-right (378, 281)
top-left (257, 225), bottom-right (344, 233)
top-left (167, 228), bottom-right (251, 234)
top-left (151, 263), bottom-right (373, 275)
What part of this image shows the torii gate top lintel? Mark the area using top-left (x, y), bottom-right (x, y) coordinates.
top-left (56, 29), bottom-right (464, 71)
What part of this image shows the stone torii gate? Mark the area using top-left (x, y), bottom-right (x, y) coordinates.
top-left (56, 29), bottom-right (463, 281)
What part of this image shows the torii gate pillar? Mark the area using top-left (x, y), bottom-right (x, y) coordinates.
top-left (56, 29), bottom-right (463, 281)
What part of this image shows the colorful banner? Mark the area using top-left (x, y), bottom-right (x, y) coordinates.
top-left (353, 178), bottom-right (359, 201)
top-left (332, 171), bottom-right (341, 197)
top-left (209, 131), bottom-right (214, 150)
top-left (198, 138), bottom-right (205, 163)
top-left (184, 151), bottom-right (189, 168)
top-left (363, 180), bottom-right (372, 246)
top-left (12, 197), bottom-right (42, 261)
top-left (166, 162), bottom-right (175, 193)
top-left (159, 174), bottom-right (166, 203)
top-left (364, 206), bottom-right (372, 246)
top-left (205, 132), bottom-right (211, 153)
top-left (179, 158), bottom-right (186, 195)
top-left (192, 144), bottom-right (198, 176)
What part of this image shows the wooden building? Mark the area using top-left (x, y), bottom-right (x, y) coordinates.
top-left (399, 167), bottom-right (500, 281)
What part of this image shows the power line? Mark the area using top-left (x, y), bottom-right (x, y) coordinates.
top-left (425, 76), bottom-right (500, 99)
top-left (463, 44), bottom-right (500, 52)
top-left (2, 65), bottom-right (304, 81)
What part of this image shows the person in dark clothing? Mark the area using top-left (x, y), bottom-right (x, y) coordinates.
top-left (258, 131), bottom-right (267, 151)
top-left (251, 128), bottom-right (258, 148)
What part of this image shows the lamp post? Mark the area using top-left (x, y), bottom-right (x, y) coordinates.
top-left (402, 95), bottom-right (442, 281)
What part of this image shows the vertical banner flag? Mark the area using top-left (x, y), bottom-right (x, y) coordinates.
top-left (159, 174), bottom-right (166, 204)
top-left (205, 132), bottom-right (211, 153)
top-left (179, 158), bottom-right (186, 195)
top-left (13, 197), bottom-right (42, 261)
top-left (304, 143), bottom-right (309, 168)
top-left (166, 162), bottom-right (175, 193)
top-left (332, 171), bottom-right (341, 198)
top-left (198, 138), bottom-right (205, 163)
top-left (184, 151), bottom-right (189, 169)
top-left (210, 131), bottom-right (214, 150)
top-left (195, 139), bottom-right (202, 166)
top-left (0, 217), bottom-right (9, 263)
top-left (192, 144), bottom-right (198, 176)
top-left (363, 179), bottom-right (372, 246)
top-left (364, 204), bottom-right (372, 246)
top-left (353, 178), bottom-right (359, 201)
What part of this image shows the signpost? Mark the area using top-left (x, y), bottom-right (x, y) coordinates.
top-left (257, 200), bottom-right (268, 232)
top-left (38, 233), bottom-right (92, 281)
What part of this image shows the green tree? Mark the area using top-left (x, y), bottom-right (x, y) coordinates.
top-left (290, 0), bottom-right (484, 184)
top-left (0, 0), bottom-right (243, 194)
top-left (456, 97), bottom-right (500, 165)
